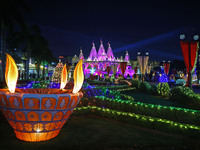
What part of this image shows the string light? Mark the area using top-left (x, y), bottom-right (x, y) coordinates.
top-left (74, 106), bottom-right (200, 134)
top-left (79, 95), bottom-right (200, 126)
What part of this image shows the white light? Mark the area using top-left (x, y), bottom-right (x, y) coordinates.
top-left (137, 52), bottom-right (141, 55)
top-left (36, 129), bottom-right (40, 133)
top-left (90, 68), bottom-right (95, 74)
top-left (146, 52), bottom-right (149, 55)
top-left (180, 34), bottom-right (185, 40)
top-left (193, 35), bottom-right (199, 40)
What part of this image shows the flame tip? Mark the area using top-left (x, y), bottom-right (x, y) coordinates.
top-left (60, 64), bottom-right (68, 89)
top-left (5, 53), bottom-right (18, 93)
top-left (72, 60), bottom-right (84, 93)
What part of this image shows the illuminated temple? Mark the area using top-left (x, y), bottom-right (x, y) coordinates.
top-left (78, 41), bottom-right (135, 77)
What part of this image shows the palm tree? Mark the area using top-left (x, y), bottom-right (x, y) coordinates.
top-left (31, 36), bottom-right (54, 79)
top-left (0, 0), bottom-right (30, 81)
top-left (41, 50), bottom-right (54, 79)
top-left (9, 24), bottom-right (41, 79)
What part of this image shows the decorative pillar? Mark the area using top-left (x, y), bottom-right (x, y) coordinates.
top-left (137, 52), bottom-right (149, 82)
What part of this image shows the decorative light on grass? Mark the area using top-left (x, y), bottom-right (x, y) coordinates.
top-left (94, 95), bottom-right (200, 122)
top-left (74, 106), bottom-right (200, 133)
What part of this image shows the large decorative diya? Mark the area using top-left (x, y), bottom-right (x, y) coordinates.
top-left (0, 54), bottom-right (84, 142)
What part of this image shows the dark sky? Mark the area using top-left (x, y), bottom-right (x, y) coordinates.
top-left (23, 0), bottom-right (200, 61)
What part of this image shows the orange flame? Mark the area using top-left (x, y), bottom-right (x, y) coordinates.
top-left (60, 64), bottom-right (68, 89)
top-left (73, 59), bottom-right (84, 93)
top-left (5, 53), bottom-right (18, 93)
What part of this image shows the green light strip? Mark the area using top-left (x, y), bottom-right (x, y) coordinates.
top-left (95, 95), bottom-right (134, 104)
top-left (120, 93), bottom-right (135, 101)
top-left (93, 85), bottom-right (129, 89)
top-left (95, 96), bottom-right (200, 114)
top-left (74, 106), bottom-right (200, 131)
top-left (116, 87), bottom-right (136, 92)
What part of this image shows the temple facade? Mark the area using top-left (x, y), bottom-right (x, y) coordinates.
top-left (77, 41), bottom-right (135, 77)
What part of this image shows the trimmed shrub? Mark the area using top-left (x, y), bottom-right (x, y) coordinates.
top-left (131, 79), bottom-right (140, 89)
top-left (157, 83), bottom-right (170, 97)
top-left (138, 81), bottom-right (151, 93)
top-left (150, 84), bottom-right (158, 95)
top-left (79, 96), bottom-right (200, 126)
top-left (170, 86), bottom-right (200, 109)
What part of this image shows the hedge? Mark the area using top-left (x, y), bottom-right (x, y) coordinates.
top-left (78, 96), bottom-right (200, 126)
top-left (170, 86), bottom-right (200, 110)
top-left (74, 106), bottom-right (200, 138)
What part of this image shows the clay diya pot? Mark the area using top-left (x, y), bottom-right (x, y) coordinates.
top-left (0, 88), bottom-right (83, 142)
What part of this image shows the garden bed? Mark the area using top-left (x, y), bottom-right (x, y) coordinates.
top-left (121, 90), bottom-right (178, 107)
top-left (0, 112), bottom-right (199, 149)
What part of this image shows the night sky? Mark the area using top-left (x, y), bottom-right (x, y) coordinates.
top-left (23, 0), bottom-right (200, 61)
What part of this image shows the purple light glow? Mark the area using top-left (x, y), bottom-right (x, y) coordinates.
top-left (81, 41), bottom-right (135, 77)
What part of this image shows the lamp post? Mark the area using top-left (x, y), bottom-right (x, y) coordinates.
top-left (180, 33), bottom-right (199, 89)
top-left (137, 51), bottom-right (149, 82)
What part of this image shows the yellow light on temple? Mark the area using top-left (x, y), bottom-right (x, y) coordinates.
top-left (60, 64), bottom-right (68, 89)
top-left (5, 53), bottom-right (18, 93)
top-left (73, 59), bottom-right (84, 93)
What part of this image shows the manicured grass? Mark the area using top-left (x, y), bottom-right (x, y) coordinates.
top-left (0, 113), bottom-right (199, 149)
top-left (122, 91), bottom-right (179, 107)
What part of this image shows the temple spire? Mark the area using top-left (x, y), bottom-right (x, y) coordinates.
top-left (92, 41), bottom-right (95, 47)
top-left (88, 42), bottom-right (97, 61)
top-left (100, 38), bottom-right (103, 45)
top-left (124, 50), bottom-right (131, 65)
top-left (97, 40), bottom-right (106, 61)
top-left (124, 50), bottom-right (129, 61)
top-left (107, 42), bottom-right (114, 61)
top-left (79, 48), bottom-right (84, 61)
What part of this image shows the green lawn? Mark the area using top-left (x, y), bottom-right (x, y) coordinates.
top-left (122, 91), bottom-right (179, 107)
top-left (0, 114), bottom-right (199, 150)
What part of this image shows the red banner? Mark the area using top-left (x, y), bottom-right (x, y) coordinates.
top-left (180, 41), bottom-right (199, 86)
top-left (120, 62), bottom-right (127, 75)
top-left (106, 66), bottom-right (111, 74)
top-left (173, 69), bottom-right (176, 75)
top-left (134, 67), bottom-right (138, 74)
top-left (180, 41), bottom-right (198, 72)
top-left (163, 62), bottom-right (170, 75)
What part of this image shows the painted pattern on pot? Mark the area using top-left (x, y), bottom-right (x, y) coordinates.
top-left (0, 89), bottom-right (83, 142)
